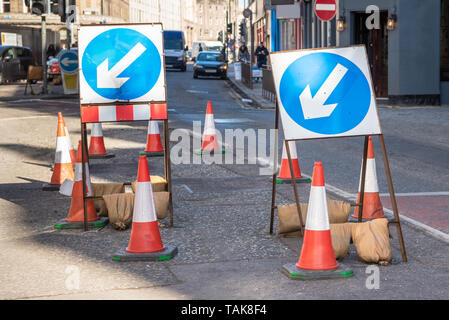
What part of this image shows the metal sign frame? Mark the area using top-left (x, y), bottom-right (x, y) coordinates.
top-left (77, 23), bottom-right (173, 231)
top-left (268, 46), bottom-right (407, 262)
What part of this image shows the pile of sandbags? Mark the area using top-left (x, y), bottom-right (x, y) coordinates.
top-left (277, 200), bottom-right (392, 265)
top-left (91, 176), bottom-right (169, 230)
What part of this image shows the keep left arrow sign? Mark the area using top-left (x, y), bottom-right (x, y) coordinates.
top-left (97, 42), bottom-right (147, 89)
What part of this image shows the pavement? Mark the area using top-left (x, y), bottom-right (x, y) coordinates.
top-left (0, 81), bottom-right (76, 102)
top-left (0, 63), bottom-right (449, 300)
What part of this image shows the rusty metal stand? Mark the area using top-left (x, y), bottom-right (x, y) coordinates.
top-left (270, 101), bottom-right (305, 236)
top-left (163, 119), bottom-right (174, 227)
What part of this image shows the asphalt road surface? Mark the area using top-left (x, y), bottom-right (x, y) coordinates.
top-left (0, 64), bottom-right (448, 300)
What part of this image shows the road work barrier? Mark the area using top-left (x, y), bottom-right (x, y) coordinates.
top-left (112, 153), bottom-right (177, 262)
top-left (351, 136), bottom-right (386, 220)
top-left (88, 123), bottom-right (115, 159)
top-left (276, 140), bottom-right (310, 184)
top-left (269, 45), bottom-right (407, 266)
top-left (197, 101), bottom-right (225, 155)
top-left (144, 120), bottom-right (164, 156)
top-left (43, 112), bottom-right (74, 191)
top-left (282, 162), bottom-right (354, 280)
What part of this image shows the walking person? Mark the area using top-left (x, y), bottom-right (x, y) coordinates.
top-left (254, 42), bottom-right (269, 68)
top-left (238, 44), bottom-right (250, 63)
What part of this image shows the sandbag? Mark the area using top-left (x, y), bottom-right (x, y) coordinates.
top-left (154, 192), bottom-right (170, 219)
top-left (91, 183), bottom-right (125, 217)
top-left (330, 223), bottom-right (353, 259)
top-left (351, 218), bottom-right (392, 265)
top-left (102, 192), bottom-right (170, 230)
top-left (103, 193), bottom-right (134, 230)
top-left (131, 175), bottom-right (167, 193)
top-left (277, 198), bottom-right (351, 236)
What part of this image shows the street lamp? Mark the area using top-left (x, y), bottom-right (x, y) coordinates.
top-left (336, 16), bottom-right (345, 32)
top-left (387, 14), bottom-right (397, 31)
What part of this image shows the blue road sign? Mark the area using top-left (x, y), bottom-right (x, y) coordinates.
top-left (58, 50), bottom-right (78, 74)
top-left (279, 52), bottom-right (371, 135)
top-left (81, 28), bottom-right (162, 101)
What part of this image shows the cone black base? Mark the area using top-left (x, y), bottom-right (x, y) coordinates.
top-left (275, 177), bottom-right (311, 184)
top-left (42, 183), bottom-right (60, 191)
top-left (54, 217), bottom-right (109, 229)
top-left (142, 151), bottom-right (164, 157)
top-left (282, 263), bottom-right (353, 280)
top-left (112, 245), bottom-right (178, 262)
top-left (88, 153), bottom-right (115, 159)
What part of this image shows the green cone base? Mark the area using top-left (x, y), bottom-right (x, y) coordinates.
top-left (196, 150), bottom-right (226, 155)
top-left (112, 245), bottom-right (178, 262)
top-left (282, 263), bottom-right (353, 280)
top-left (54, 217), bottom-right (109, 229)
top-left (142, 151), bottom-right (164, 157)
top-left (88, 153), bottom-right (115, 159)
top-left (276, 177), bottom-right (311, 184)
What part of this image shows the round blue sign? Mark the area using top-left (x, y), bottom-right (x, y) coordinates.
top-left (58, 50), bottom-right (78, 74)
top-left (82, 28), bottom-right (161, 101)
top-left (279, 52), bottom-right (371, 135)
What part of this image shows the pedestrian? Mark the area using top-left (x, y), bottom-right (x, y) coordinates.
top-left (46, 44), bottom-right (56, 59)
top-left (198, 43), bottom-right (203, 52)
top-left (238, 44), bottom-right (250, 63)
top-left (254, 41), bottom-right (269, 68)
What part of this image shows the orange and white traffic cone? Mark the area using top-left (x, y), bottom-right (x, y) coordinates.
top-left (60, 113), bottom-right (75, 166)
top-left (54, 141), bottom-right (108, 229)
top-left (144, 120), bottom-right (164, 156)
top-left (113, 153), bottom-right (177, 262)
top-left (276, 140), bottom-right (310, 184)
top-left (282, 162), bottom-right (353, 280)
top-left (43, 113), bottom-right (74, 191)
top-left (88, 123), bottom-right (115, 159)
top-left (198, 101), bottom-right (224, 155)
top-left (352, 136), bottom-right (385, 220)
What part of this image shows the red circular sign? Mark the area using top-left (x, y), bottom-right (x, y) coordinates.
top-left (314, 0), bottom-right (337, 21)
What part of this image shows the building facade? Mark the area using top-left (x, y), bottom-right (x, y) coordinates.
top-left (195, 0), bottom-right (228, 41)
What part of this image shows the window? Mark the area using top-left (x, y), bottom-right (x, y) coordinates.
top-left (2, 0), bottom-right (10, 12)
top-left (441, 0), bottom-right (449, 81)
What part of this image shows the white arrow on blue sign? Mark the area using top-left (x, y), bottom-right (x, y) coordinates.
top-left (79, 24), bottom-right (166, 104)
top-left (270, 45), bottom-right (382, 140)
top-left (58, 50), bottom-right (78, 74)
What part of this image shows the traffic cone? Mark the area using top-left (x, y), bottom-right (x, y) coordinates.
top-left (352, 136), bottom-right (385, 220)
top-left (198, 101), bottom-right (224, 155)
top-left (276, 140), bottom-right (310, 184)
top-left (54, 141), bottom-right (108, 229)
top-left (113, 153), bottom-right (177, 262)
top-left (60, 113), bottom-right (75, 166)
top-left (282, 162), bottom-right (353, 280)
top-left (144, 120), bottom-right (164, 156)
top-left (42, 113), bottom-right (74, 191)
top-left (88, 123), bottom-right (115, 159)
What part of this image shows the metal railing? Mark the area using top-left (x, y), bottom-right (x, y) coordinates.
top-left (262, 67), bottom-right (276, 103)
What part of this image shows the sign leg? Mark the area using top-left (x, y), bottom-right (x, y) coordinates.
top-left (358, 136), bottom-right (369, 222)
top-left (285, 140), bottom-right (304, 236)
top-left (270, 102), bottom-right (280, 234)
top-left (378, 134), bottom-right (407, 262)
top-left (163, 119), bottom-right (173, 227)
top-left (81, 122), bottom-right (88, 232)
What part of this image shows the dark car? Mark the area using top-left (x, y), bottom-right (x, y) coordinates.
top-left (0, 46), bottom-right (36, 84)
top-left (193, 51), bottom-right (227, 79)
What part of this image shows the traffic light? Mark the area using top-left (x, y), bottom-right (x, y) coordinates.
top-left (227, 23), bottom-right (232, 34)
top-left (239, 21), bottom-right (246, 37)
top-left (25, 0), bottom-right (47, 15)
top-left (51, 0), bottom-right (76, 23)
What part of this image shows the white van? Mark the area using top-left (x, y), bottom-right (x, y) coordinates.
top-left (192, 41), bottom-right (223, 61)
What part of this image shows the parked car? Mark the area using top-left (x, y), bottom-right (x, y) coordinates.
top-left (193, 51), bottom-right (227, 79)
top-left (0, 45), bottom-right (36, 84)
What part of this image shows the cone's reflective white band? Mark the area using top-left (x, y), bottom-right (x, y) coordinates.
top-left (59, 179), bottom-right (74, 196)
top-left (203, 114), bottom-right (216, 135)
top-left (91, 123), bottom-right (103, 137)
top-left (64, 127), bottom-right (74, 149)
top-left (305, 186), bottom-right (330, 231)
top-left (148, 120), bottom-right (160, 134)
top-left (281, 141), bottom-right (298, 159)
top-left (358, 158), bottom-right (379, 193)
top-left (133, 181), bottom-right (157, 223)
top-left (74, 162), bottom-right (93, 195)
top-left (55, 137), bottom-right (73, 163)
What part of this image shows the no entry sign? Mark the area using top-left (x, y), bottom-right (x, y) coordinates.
top-left (314, 0), bottom-right (336, 21)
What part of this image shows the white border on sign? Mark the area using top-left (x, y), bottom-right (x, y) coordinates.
top-left (78, 23), bottom-right (166, 105)
top-left (270, 45), bottom-right (382, 141)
